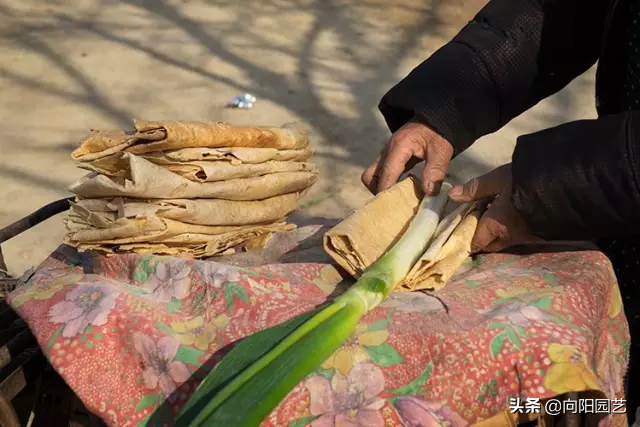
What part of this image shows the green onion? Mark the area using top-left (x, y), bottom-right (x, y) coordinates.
top-left (176, 182), bottom-right (452, 427)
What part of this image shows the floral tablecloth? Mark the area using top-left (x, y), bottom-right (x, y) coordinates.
top-left (7, 221), bottom-right (630, 426)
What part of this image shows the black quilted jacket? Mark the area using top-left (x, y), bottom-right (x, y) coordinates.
top-left (379, 0), bottom-right (640, 241)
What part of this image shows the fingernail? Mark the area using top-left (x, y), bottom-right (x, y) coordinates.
top-left (450, 186), bottom-right (463, 197)
top-left (426, 181), bottom-right (435, 194)
top-left (432, 181), bottom-right (442, 195)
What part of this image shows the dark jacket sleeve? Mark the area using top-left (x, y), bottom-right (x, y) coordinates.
top-left (511, 111), bottom-right (640, 241)
top-left (378, 0), bottom-right (609, 155)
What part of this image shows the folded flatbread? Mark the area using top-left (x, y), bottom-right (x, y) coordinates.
top-left (68, 153), bottom-right (318, 200)
top-left (323, 176), bottom-right (422, 277)
top-left (76, 222), bottom-right (296, 258)
top-left (323, 177), bottom-right (485, 292)
top-left (402, 203), bottom-right (474, 282)
top-left (149, 146), bottom-right (313, 164)
top-left (65, 198), bottom-right (291, 242)
top-left (72, 120), bottom-right (309, 161)
top-left (65, 215), bottom-right (291, 245)
top-left (81, 152), bottom-right (315, 182)
top-left (400, 206), bottom-right (481, 291)
top-left (70, 191), bottom-right (306, 227)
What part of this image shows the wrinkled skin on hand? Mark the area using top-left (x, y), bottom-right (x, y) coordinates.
top-left (449, 163), bottom-right (542, 252)
top-left (361, 117), bottom-right (454, 196)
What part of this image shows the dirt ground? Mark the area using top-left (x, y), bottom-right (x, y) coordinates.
top-left (0, 0), bottom-right (597, 276)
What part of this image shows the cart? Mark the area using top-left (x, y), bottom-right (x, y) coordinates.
top-left (0, 198), bottom-right (104, 427)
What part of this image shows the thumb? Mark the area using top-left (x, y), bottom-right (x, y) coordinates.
top-left (449, 164), bottom-right (511, 202)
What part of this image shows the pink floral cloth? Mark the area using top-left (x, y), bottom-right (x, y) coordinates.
top-left (7, 222), bottom-right (630, 426)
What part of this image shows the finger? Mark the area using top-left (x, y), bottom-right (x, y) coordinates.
top-left (484, 238), bottom-right (511, 253)
top-left (362, 142), bottom-right (391, 194)
top-left (449, 164), bottom-right (511, 202)
top-left (361, 155), bottom-right (382, 193)
top-left (470, 215), bottom-right (502, 253)
top-left (377, 145), bottom-right (414, 193)
top-left (422, 144), bottom-right (452, 196)
top-left (421, 154), bottom-right (450, 196)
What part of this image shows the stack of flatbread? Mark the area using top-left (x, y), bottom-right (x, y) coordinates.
top-left (64, 119), bottom-right (319, 257)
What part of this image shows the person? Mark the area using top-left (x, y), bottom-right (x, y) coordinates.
top-left (361, 0), bottom-right (640, 421)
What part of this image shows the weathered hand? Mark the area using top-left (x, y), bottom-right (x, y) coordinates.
top-left (448, 163), bottom-right (541, 253)
top-left (362, 117), bottom-right (454, 196)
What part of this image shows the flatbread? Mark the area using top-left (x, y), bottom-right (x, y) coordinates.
top-left (76, 223), bottom-right (296, 258)
top-left (154, 146), bottom-right (313, 164)
top-left (402, 203), bottom-right (474, 284)
top-left (323, 178), bottom-right (486, 292)
top-left (68, 153), bottom-right (318, 200)
top-left (65, 216), bottom-right (291, 245)
top-left (81, 152), bottom-right (315, 182)
top-left (70, 191), bottom-right (306, 226)
top-left (71, 120), bottom-right (309, 161)
top-left (400, 207), bottom-right (482, 291)
top-left (323, 176), bottom-right (422, 277)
